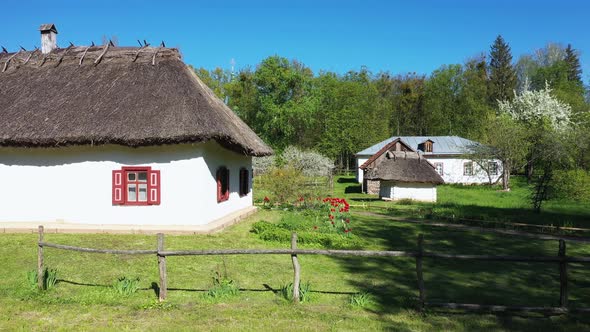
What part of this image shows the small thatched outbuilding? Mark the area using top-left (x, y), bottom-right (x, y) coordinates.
top-left (365, 151), bottom-right (444, 202)
top-left (0, 24), bottom-right (272, 230)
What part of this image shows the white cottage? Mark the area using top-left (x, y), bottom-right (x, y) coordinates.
top-left (356, 136), bottom-right (502, 194)
top-left (0, 25), bottom-right (272, 230)
top-left (364, 151), bottom-right (444, 202)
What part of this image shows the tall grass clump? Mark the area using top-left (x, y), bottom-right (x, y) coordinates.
top-left (112, 276), bottom-right (140, 296)
top-left (205, 261), bottom-right (239, 300)
top-left (27, 268), bottom-right (58, 290)
top-left (349, 292), bottom-right (374, 308)
top-left (280, 281), bottom-right (312, 303)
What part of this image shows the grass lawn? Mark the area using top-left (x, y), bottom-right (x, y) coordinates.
top-left (333, 176), bottom-right (590, 228)
top-left (1, 176), bottom-right (590, 331)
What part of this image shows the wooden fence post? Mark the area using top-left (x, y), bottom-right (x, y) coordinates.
top-left (37, 225), bottom-right (44, 290)
top-left (291, 232), bottom-right (301, 303)
top-left (157, 233), bottom-right (168, 302)
top-left (558, 239), bottom-right (568, 308)
top-left (416, 234), bottom-right (426, 310)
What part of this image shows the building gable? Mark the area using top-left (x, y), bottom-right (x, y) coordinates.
top-left (359, 138), bottom-right (414, 170)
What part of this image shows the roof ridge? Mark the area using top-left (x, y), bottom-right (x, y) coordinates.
top-left (0, 45), bottom-right (181, 72)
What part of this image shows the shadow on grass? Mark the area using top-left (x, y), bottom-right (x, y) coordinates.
top-left (344, 185), bottom-right (362, 194)
top-left (58, 279), bottom-right (109, 288)
top-left (421, 203), bottom-right (590, 228)
top-left (329, 212), bottom-right (590, 330)
top-left (349, 197), bottom-right (382, 202)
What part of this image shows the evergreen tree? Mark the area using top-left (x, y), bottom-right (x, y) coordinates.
top-left (564, 44), bottom-right (583, 83)
top-left (488, 35), bottom-right (517, 103)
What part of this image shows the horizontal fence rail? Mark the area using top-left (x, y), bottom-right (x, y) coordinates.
top-left (37, 242), bottom-right (590, 263)
top-left (36, 225), bottom-right (590, 313)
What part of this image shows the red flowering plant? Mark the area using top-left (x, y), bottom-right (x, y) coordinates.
top-left (322, 197), bottom-right (352, 235)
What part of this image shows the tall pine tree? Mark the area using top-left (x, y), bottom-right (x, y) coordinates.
top-left (564, 44), bottom-right (583, 84)
top-left (489, 35), bottom-right (516, 104)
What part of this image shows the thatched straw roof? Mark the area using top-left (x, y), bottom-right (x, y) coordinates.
top-left (0, 45), bottom-right (273, 156)
top-left (365, 151), bottom-right (444, 184)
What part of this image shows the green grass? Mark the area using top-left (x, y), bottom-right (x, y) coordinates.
top-left (331, 176), bottom-right (590, 228)
top-left (1, 177), bottom-right (590, 331)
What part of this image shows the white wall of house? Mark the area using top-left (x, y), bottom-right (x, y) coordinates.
top-left (356, 156), bottom-right (369, 183)
top-left (356, 155), bottom-right (503, 185)
top-left (379, 181), bottom-right (437, 202)
top-left (425, 156), bottom-right (503, 185)
top-left (0, 141), bottom-right (252, 225)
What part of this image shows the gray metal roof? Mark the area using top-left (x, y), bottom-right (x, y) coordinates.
top-left (356, 136), bottom-right (479, 156)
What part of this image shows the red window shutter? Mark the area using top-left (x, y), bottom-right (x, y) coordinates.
top-left (224, 169), bottom-right (230, 200)
top-left (148, 170), bottom-right (161, 205)
top-left (217, 169), bottom-right (222, 202)
top-left (112, 170), bottom-right (124, 205)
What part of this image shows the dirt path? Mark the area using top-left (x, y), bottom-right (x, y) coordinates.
top-left (354, 211), bottom-right (590, 244)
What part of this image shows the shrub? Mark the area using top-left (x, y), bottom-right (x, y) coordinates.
top-left (550, 169), bottom-right (590, 202)
top-left (112, 276), bottom-right (140, 296)
top-left (349, 292), bottom-right (374, 308)
top-left (27, 268), bottom-right (58, 290)
top-left (265, 166), bottom-right (306, 204)
top-left (280, 281), bottom-right (312, 303)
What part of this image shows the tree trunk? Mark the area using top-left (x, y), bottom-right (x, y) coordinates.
top-left (526, 161), bottom-right (534, 183)
top-left (502, 161), bottom-right (510, 191)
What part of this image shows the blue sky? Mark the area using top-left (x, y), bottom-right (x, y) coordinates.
top-left (2, 0), bottom-right (588, 81)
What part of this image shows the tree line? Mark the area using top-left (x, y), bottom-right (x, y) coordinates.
top-left (193, 36), bottom-right (588, 174)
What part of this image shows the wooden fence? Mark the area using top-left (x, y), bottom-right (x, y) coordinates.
top-left (36, 226), bottom-right (590, 313)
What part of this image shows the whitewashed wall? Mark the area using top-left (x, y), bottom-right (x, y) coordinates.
top-left (0, 142), bottom-right (252, 225)
top-left (356, 156), bottom-right (369, 183)
top-left (425, 156), bottom-right (503, 184)
top-left (356, 154), bottom-right (503, 185)
top-left (380, 181), bottom-right (437, 202)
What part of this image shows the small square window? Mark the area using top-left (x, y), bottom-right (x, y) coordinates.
top-left (463, 162), bottom-right (474, 176)
top-left (434, 163), bottom-right (444, 176)
top-left (489, 162), bottom-right (499, 176)
top-left (138, 172), bottom-right (148, 182)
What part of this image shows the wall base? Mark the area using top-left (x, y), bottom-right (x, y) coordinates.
top-left (0, 206), bottom-right (257, 235)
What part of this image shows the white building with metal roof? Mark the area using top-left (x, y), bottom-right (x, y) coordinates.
top-left (356, 136), bottom-right (502, 193)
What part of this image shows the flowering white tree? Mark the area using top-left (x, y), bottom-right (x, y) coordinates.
top-left (253, 146), bottom-right (334, 177)
top-left (252, 155), bottom-right (276, 176)
top-left (498, 82), bottom-right (572, 130)
top-left (499, 83), bottom-right (574, 211)
top-left (281, 146), bottom-right (334, 177)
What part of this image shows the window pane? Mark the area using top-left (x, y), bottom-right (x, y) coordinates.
top-left (138, 184), bottom-right (147, 201)
top-left (128, 173), bottom-right (136, 181)
top-left (138, 172), bottom-right (148, 182)
top-left (128, 185), bottom-right (137, 201)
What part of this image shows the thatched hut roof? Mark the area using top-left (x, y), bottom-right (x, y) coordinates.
top-left (0, 45), bottom-right (273, 156)
top-left (365, 151), bottom-right (444, 184)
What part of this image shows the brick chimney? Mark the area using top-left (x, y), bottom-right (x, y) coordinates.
top-left (40, 24), bottom-right (58, 54)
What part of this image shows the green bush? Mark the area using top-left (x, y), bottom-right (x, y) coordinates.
top-left (112, 276), bottom-right (140, 296)
top-left (265, 166), bottom-right (306, 204)
top-left (550, 169), bottom-right (590, 202)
